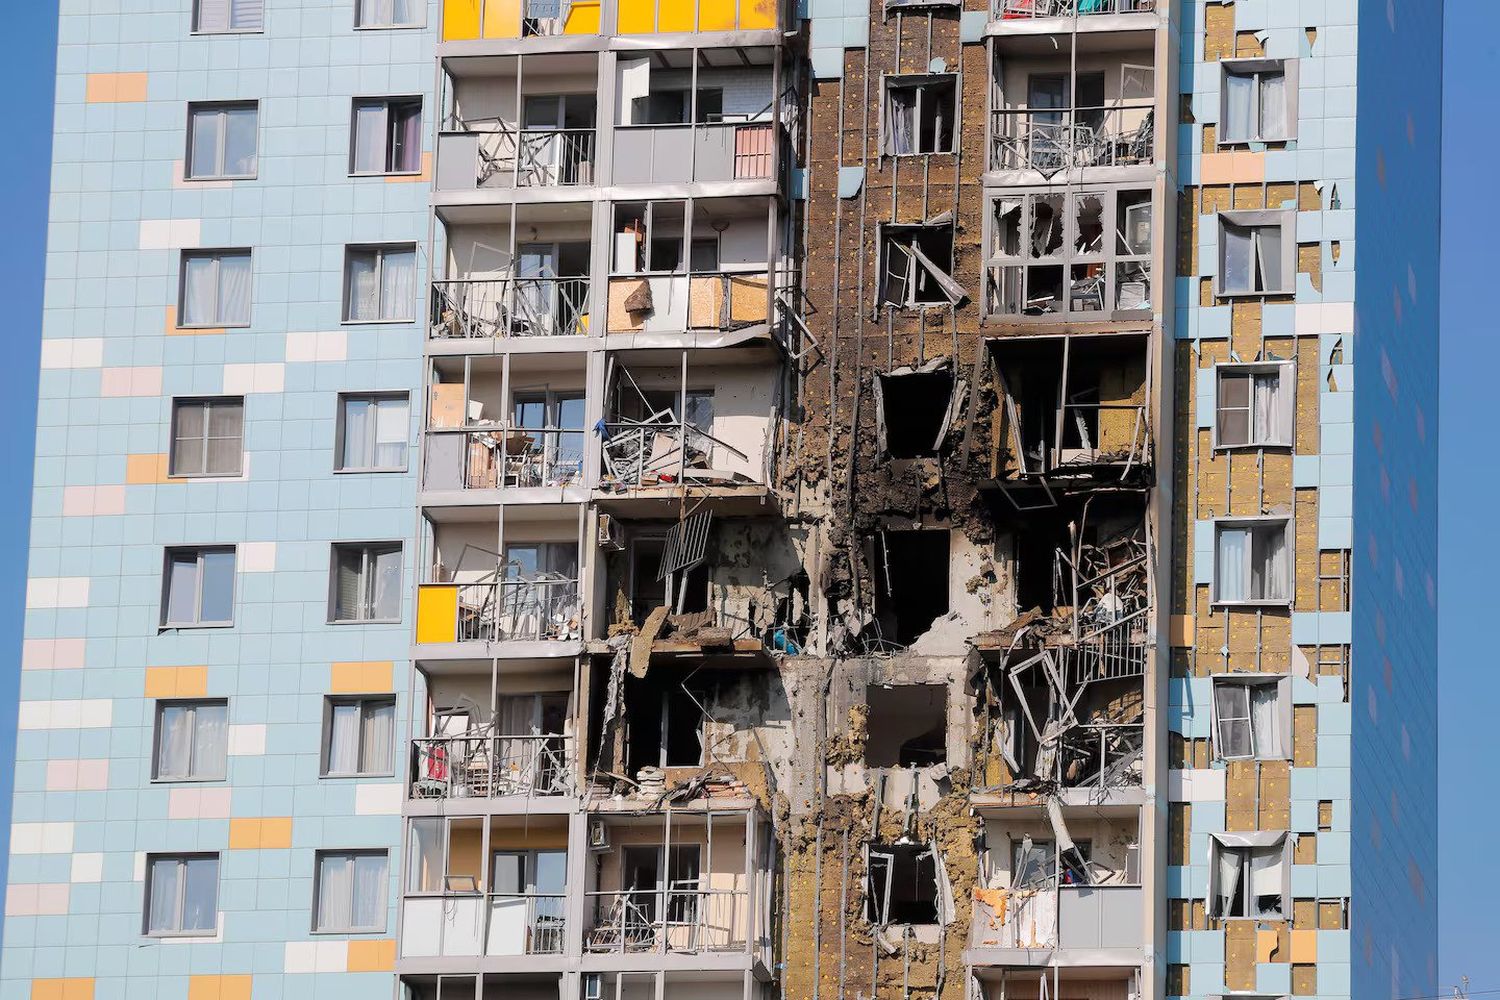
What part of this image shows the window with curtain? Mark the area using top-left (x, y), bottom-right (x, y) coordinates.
top-left (187, 103), bottom-right (258, 179)
top-left (146, 854), bottom-right (220, 935)
top-left (1210, 839), bottom-right (1287, 918)
top-left (344, 245), bottom-right (417, 322)
top-left (1219, 216), bottom-right (1289, 295)
top-left (1212, 679), bottom-right (1286, 760)
top-left (331, 543), bottom-right (403, 622)
top-left (162, 547), bottom-right (237, 627)
top-left (314, 851), bottom-right (389, 932)
top-left (1216, 364), bottom-right (1292, 447)
top-left (193, 0), bottom-right (263, 32)
top-left (336, 393), bottom-right (409, 471)
top-left (1214, 521), bottom-right (1290, 604)
top-left (356, 0), bottom-right (422, 26)
top-left (883, 76), bottom-right (956, 155)
top-left (180, 250), bottom-right (252, 327)
top-left (323, 696), bottom-right (396, 776)
top-left (170, 397), bottom-right (245, 477)
top-left (154, 700), bottom-right (229, 780)
top-left (1221, 62), bottom-right (1291, 143)
top-left (350, 98), bottom-right (423, 174)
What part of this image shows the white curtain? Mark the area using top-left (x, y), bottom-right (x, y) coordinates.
top-left (149, 858), bottom-right (183, 931)
top-left (1214, 845), bottom-right (1243, 918)
top-left (190, 109), bottom-right (221, 177)
top-left (195, 0), bottom-right (230, 31)
top-left (372, 546), bottom-right (403, 620)
top-left (353, 103), bottom-right (387, 174)
top-left (166, 552), bottom-right (200, 624)
top-left (158, 705), bottom-right (193, 778)
top-left (1259, 71), bottom-right (1287, 139)
top-left (1221, 223), bottom-right (1252, 292)
top-left (1256, 223), bottom-right (1284, 292)
top-left (352, 854), bottom-right (387, 928)
top-left (1249, 844), bottom-right (1285, 916)
top-left (379, 249), bottom-right (416, 320)
top-left (318, 854), bottom-right (353, 930)
top-left (223, 107), bottom-right (257, 176)
top-left (887, 89), bottom-right (916, 155)
top-left (1250, 683), bottom-right (1283, 758)
top-left (361, 700), bottom-right (395, 773)
top-left (1216, 527), bottom-right (1248, 601)
top-left (342, 397), bottom-right (372, 468)
top-left (182, 256), bottom-right (218, 326)
top-left (1224, 71), bottom-right (1254, 142)
top-left (205, 400), bottom-right (243, 475)
top-left (358, 0), bottom-right (392, 24)
top-left (346, 252), bottom-right (379, 321)
top-left (1253, 524), bottom-right (1288, 600)
top-left (229, 0), bottom-right (264, 29)
top-left (217, 254), bottom-right (252, 325)
top-left (1253, 370), bottom-right (1285, 444)
top-left (196, 702), bottom-right (228, 778)
top-left (328, 703), bottom-right (361, 773)
top-left (374, 398), bottom-right (408, 468)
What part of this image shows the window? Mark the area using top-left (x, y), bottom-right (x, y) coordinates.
top-left (193, 0), bottom-right (263, 32)
top-left (356, 0), bottom-right (423, 27)
top-left (1215, 364), bottom-right (1293, 448)
top-left (866, 843), bottom-right (938, 925)
top-left (180, 250), bottom-right (252, 327)
top-left (162, 547), bottom-right (236, 627)
top-left (1010, 838), bottom-right (1093, 888)
top-left (878, 224), bottom-right (962, 308)
top-left (883, 75), bottom-right (956, 155)
top-left (314, 851), bottom-right (389, 932)
top-left (331, 543), bottom-right (403, 622)
top-left (170, 397), bottom-right (245, 477)
top-left (145, 854), bottom-right (219, 935)
top-left (1208, 835), bottom-right (1288, 919)
top-left (323, 697), bottom-right (396, 776)
top-left (864, 684), bottom-right (946, 767)
top-left (1220, 60), bottom-right (1296, 144)
top-left (986, 188), bottom-right (1153, 316)
top-left (1218, 211), bottom-right (1295, 296)
top-left (1212, 677), bottom-right (1289, 760)
top-left (875, 364), bottom-right (957, 458)
top-left (336, 394), bottom-right (409, 471)
top-left (1214, 520), bottom-right (1290, 604)
top-left (624, 674), bottom-right (707, 772)
top-left (872, 530), bottom-right (950, 646)
top-left (154, 700), bottom-right (228, 781)
top-left (351, 98), bottom-right (423, 175)
top-left (187, 103), bottom-right (258, 179)
top-left (344, 245), bottom-right (417, 322)
top-left (407, 818), bottom-right (443, 893)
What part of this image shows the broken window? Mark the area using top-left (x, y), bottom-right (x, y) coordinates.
top-left (624, 674), bottom-right (707, 772)
top-left (864, 684), bottom-right (947, 768)
top-left (1220, 60), bottom-right (1296, 143)
top-left (872, 529), bottom-right (950, 646)
top-left (1218, 211), bottom-right (1294, 296)
top-left (986, 189), bottom-right (1152, 316)
top-left (628, 535), bottom-right (709, 624)
top-left (883, 75), bottom-right (956, 155)
top-left (1215, 363), bottom-right (1293, 447)
top-left (1211, 677), bottom-right (1288, 760)
top-left (1213, 520), bottom-right (1290, 604)
top-left (1208, 835), bottom-right (1289, 919)
top-left (866, 844), bottom-right (938, 925)
top-left (878, 224), bottom-right (963, 308)
top-left (875, 364), bottom-right (957, 459)
top-left (1010, 838), bottom-right (1092, 889)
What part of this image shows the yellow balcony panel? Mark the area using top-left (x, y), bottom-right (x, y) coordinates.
top-left (444, 0), bottom-right (482, 39)
top-left (741, 0), bottom-right (777, 29)
top-left (564, 0), bottom-right (601, 32)
top-left (417, 584), bottom-right (460, 645)
top-left (698, 0), bottom-right (739, 31)
top-left (483, 0), bottom-right (523, 38)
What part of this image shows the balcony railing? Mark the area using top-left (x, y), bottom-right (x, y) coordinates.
top-left (583, 888), bottom-right (749, 954)
top-left (424, 427), bottom-right (586, 492)
top-left (971, 884), bottom-right (1142, 951)
top-left (983, 260), bottom-right (1151, 317)
top-left (442, 0), bottom-right (601, 40)
top-left (437, 120), bottom-right (597, 191)
top-left (431, 276), bottom-right (591, 340)
top-left (605, 268), bottom-right (771, 335)
top-left (991, 0), bottom-right (1154, 19)
top-left (400, 892), bottom-right (567, 958)
top-left (615, 0), bottom-right (778, 33)
top-left (410, 734), bottom-right (573, 799)
top-left (415, 579), bottom-right (582, 644)
top-left (989, 106), bottom-right (1154, 173)
top-left (613, 121), bottom-right (776, 185)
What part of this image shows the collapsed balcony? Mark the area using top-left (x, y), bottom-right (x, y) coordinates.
top-left (416, 509), bottom-right (584, 646)
top-left (607, 198), bottom-right (780, 336)
top-left (409, 669), bottom-right (575, 800)
top-left (401, 815), bottom-right (571, 959)
top-left (423, 354), bottom-right (588, 493)
top-left (437, 54), bottom-right (600, 193)
top-left (431, 204), bottom-right (594, 341)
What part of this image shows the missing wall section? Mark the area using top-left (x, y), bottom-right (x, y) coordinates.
top-left (865, 684), bottom-right (947, 767)
top-left (866, 843), bottom-right (939, 925)
top-left (876, 362), bottom-right (958, 458)
top-left (872, 529), bottom-right (951, 646)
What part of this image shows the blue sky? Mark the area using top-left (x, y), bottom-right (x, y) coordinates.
top-left (0, 0), bottom-right (1487, 991)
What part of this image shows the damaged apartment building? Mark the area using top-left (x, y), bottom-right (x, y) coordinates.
top-left (1, 3), bottom-right (1437, 1000)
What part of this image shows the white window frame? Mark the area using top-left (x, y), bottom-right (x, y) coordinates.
top-left (1219, 59), bottom-right (1299, 145)
top-left (311, 850), bottom-right (390, 933)
top-left (1216, 209), bottom-right (1296, 297)
top-left (161, 546), bottom-right (237, 628)
top-left (144, 853), bottom-right (220, 937)
top-left (335, 392), bottom-right (410, 472)
top-left (877, 223), bottom-right (961, 309)
top-left (329, 541), bottom-right (404, 623)
top-left (881, 74), bottom-right (958, 156)
top-left (186, 102), bottom-right (259, 180)
top-left (1210, 675), bottom-right (1291, 761)
top-left (354, 0), bottom-right (426, 28)
top-left (152, 699), bottom-right (230, 781)
top-left (1213, 361), bottom-right (1294, 449)
top-left (178, 249), bottom-right (254, 328)
top-left (1206, 834), bottom-right (1291, 920)
top-left (1212, 517), bottom-right (1292, 606)
top-left (349, 97), bottom-right (424, 176)
top-left (321, 696), bottom-right (398, 777)
top-left (192, 0), bottom-right (264, 34)
top-left (170, 396), bottom-right (246, 478)
top-left (342, 244), bottom-right (418, 323)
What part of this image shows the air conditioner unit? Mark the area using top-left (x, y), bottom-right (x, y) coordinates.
top-left (583, 974), bottom-right (604, 1000)
top-left (588, 819), bottom-right (611, 851)
top-left (597, 513), bottom-right (624, 551)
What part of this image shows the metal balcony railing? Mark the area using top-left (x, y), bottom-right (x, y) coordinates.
top-left (583, 888), bottom-right (749, 954)
top-left (426, 427), bottom-right (585, 491)
top-left (436, 579), bottom-right (582, 642)
top-left (410, 734), bottom-right (573, 799)
top-left (983, 260), bottom-right (1152, 317)
top-left (431, 276), bottom-right (591, 340)
top-left (612, 121), bottom-right (777, 185)
top-left (971, 884), bottom-right (1142, 951)
top-left (400, 892), bottom-right (567, 958)
top-left (989, 105), bottom-right (1154, 173)
top-left (991, 0), bottom-right (1154, 18)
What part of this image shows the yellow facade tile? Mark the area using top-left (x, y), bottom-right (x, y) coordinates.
top-left (330, 661), bottom-right (394, 694)
top-left (257, 817), bottom-right (292, 849)
top-left (144, 666), bottom-right (209, 699)
top-left (125, 453), bottom-right (172, 485)
top-left (1169, 614), bottom-right (1193, 647)
top-left (346, 939), bottom-right (397, 972)
top-left (31, 980), bottom-right (93, 1000)
top-left (188, 976), bottom-right (252, 1000)
top-left (1290, 928), bottom-right (1317, 963)
top-left (85, 72), bottom-right (148, 103)
top-left (229, 817), bottom-right (292, 849)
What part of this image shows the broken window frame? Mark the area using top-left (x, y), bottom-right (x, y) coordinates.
top-left (1219, 58), bottom-right (1299, 145)
top-left (865, 843), bottom-right (940, 926)
top-left (1216, 209), bottom-right (1296, 297)
top-left (1214, 361), bottom-right (1295, 449)
top-left (881, 73), bottom-right (958, 156)
top-left (1212, 517), bottom-right (1292, 606)
top-left (876, 223), bottom-right (964, 309)
top-left (984, 187), bottom-right (1153, 318)
top-left (1206, 833), bottom-right (1292, 920)
top-left (1009, 838), bottom-right (1095, 889)
top-left (1210, 675), bottom-right (1291, 761)
top-left (872, 360), bottom-right (961, 459)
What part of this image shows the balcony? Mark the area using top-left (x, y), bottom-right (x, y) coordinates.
top-left (424, 427), bottom-right (586, 492)
top-left (615, 0), bottom-right (778, 33)
top-left (583, 888), bottom-right (749, 953)
top-left (437, 122), bottom-right (597, 192)
top-left (416, 579), bottom-right (582, 644)
top-left (988, 105), bottom-right (1154, 174)
top-left (404, 891), bottom-right (568, 957)
top-left (990, 0), bottom-right (1153, 20)
top-left (410, 734), bottom-right (573, 799)
top-left (971, 884), bottom-right (1142, 951)
top-left (432, 277), bottom-right (591, 340)
top-left (442, 0), bottom-right (601, 41)
top-left (614, 122), bottom-right (777, 186)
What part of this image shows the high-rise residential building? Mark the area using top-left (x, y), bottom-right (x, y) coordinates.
top-left (3, 1), bottom-right (1438, 1000)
